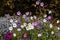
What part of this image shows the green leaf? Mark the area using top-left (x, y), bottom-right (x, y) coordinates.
top-left (10, 37), bottom-right (16, 40)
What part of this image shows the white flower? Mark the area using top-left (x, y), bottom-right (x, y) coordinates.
top-left (38, 34), bottom-right (42, 37)
top-left (20, 25), bottom-right (24, 28)
top-left (49, 24), bottom-right (53, 28)
top-left (22, 14), bottom-right (26, 19)
top-left (10, 19), bottom-right (13, 23)
top-left (57, 27), bottom-right (60, 30)
top-left (26, 26), bottom-right (30, 31)
top-left (30, 16), bottom-right (33, 20)
top-left (9, 26), bottom-right (13, 31)
top-left (17, 28), bottom-right (21, 31)
top-left (51, 31), bottom-right (54, 34)
top-left (44, 14), bottom-right (47, 17)
top-left (28, 23), bottom-right (32, 26)
top-left (43, 19), bottom-right (47, 22)
top-left (26, 23), bottom-right (34, 30)
top-left (26, 25), bottom-right (34, 30)
top-left (13, 33), bottom-right (16, 37)
top-left (57, 20), bottom-right (60, 23)
top-left (29, 25), bottom-right (34, 30)
top-left (14, 20), bottom-right (18, 22)
top-left (48, 10), bottom-right (52, 14)
top-left (23, 23), bottom-right (27, 27)
top-left (12, 23), bottom-right (17, 28)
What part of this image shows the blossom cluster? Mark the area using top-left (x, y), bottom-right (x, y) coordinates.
top-left (0, 11), bottom-right (60, 40)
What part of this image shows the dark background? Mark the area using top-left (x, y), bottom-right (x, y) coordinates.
top-left (0, 0), bottom-right (60, 19)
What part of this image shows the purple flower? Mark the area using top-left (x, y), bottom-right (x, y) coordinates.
top-left (32, 22), bottom-right (38, 26)
top-left (25, 12), bottom-right (29, 16)
top-left (40, 2), bottom-right (44, 7)
top-left (17, 22), bottom-right (20, 26)
top-left (33, 15), bottom-right (36, 19)
top-left (36, 1), bottom-right (40, 5)
top-left (23, 33), bottom-right (27, 38)
top-left (4, 32), bottom-right (12, 40)
top-left (17, 11), bottom-right (21, 16)
top-left (47, 16), bottom-right (51, 20)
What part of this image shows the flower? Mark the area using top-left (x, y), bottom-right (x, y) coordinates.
top-left (10, 19), bottom-right (13, 23)
top-left (48, 10), bottom-right (52, 14)
top-left (49, 24), bottom-right (53, 28)
top-left (33, 15), bottom-right (37, 19)
top-left (17, 28), bottom-right (21, 31)
top-left (17, 22), bottom-right (20, 26)
top-left (30, 16), bottom-right (33, 20)
top-left (4, 32), bottom-right (12, 40)
top-left (13, 33), bottom-right (16, 37)
top-left (29, 25), bottom-right (34, 29)
top-left (23, 33), bottom-right (27, 38)
top-left (12, 22), bottom-right (17, 28)
top-left (14, 20), bottom-right (18, 23)
top-left (40, 2), bottom-right (44, 7)
top-left (38, 33), bottom-right (42, 37)
top-left (23, 22), bottom-right (27, 27)
top-left (57, 20), bottom-right (60, 23)
top-left (57, 27), bottom-right (60, 30)
top-left (17, 11), bottom-right (21, 16)
top-left (22, 14), bottom-right (26, 19)
top-left (26, 23), bottom-right (34, 30)
top-left (25, 12), bottom-right (29, 16)
top-left (26, 26), bottom-right (30, 30)
top-left (27, 25), bottom-right (34, 30)
top-left (32, 22), bottom-right (38, 26)
top-left (28, 23), bottom-right (32, 26)
top-left (20, 25), bottom-right (24, 28)
top-left (43, 19), bottom-right (47, 22)
top-left (44, 14), bottom-right (47, 17)
top-left (51, 31), bottom-right (54, 34)
top-left (9, 26), bottom-right (13, 31)
top-left (47, 16), bottom-right (51, 20)
top-left (36, 1), bottom-right (40, 5)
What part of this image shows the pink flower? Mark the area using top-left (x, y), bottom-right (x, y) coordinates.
top-left (40, 2), bottom-right (44, 7)
top-left (47, 16), bottom-right (51, 20)
top-left (32, 22), bottom-right (38, 26)
top-left (17, 11), bottom-right (21, 16)
top-left (36, 1), bottom-right (40, 5)
top-left (23, 33), bottom-right (27, 38)
top-left (25, 12), bottom-right (29, 16)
